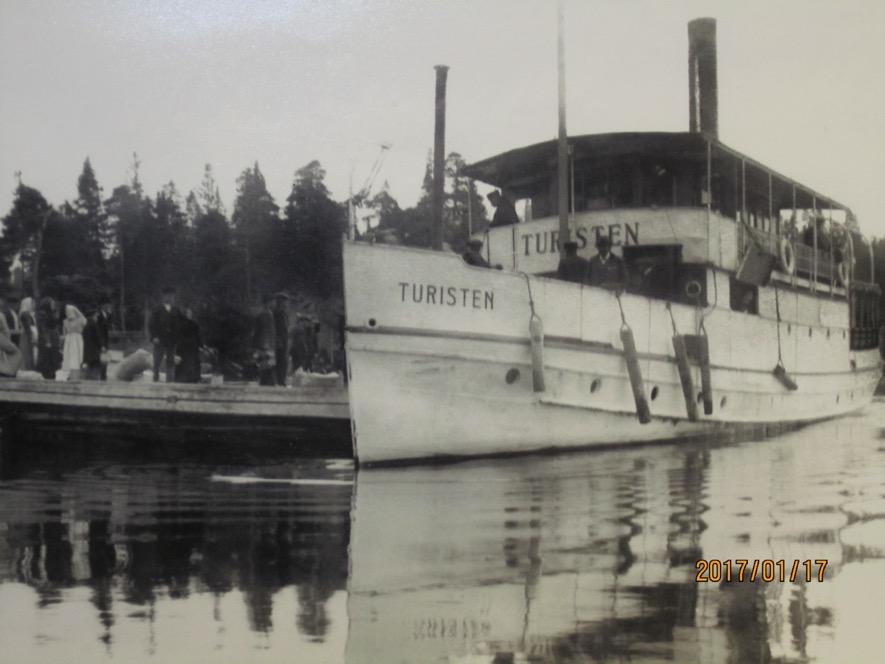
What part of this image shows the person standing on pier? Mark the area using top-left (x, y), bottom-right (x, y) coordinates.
top-left (252, 295), bottom-right (276, 386)
top-left (82, 308), bottom-right (104, 380)
top-left (36, 297), bottom-right (60, 379)
top-left (176, 307), bottom-right (202, 384)
top-left (273, 293), bottom-right (290, 386)
top-left (17, 297), bottom-right (37, 371)
top-left (61, 304), bottom-right (87, 380)
top-left (149, 286), bottom-right (181, 382)
top-left (97, 298), bottom-right (112, 380)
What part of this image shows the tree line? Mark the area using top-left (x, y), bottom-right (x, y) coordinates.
top-left (1, 152), bottom-right (488, 362)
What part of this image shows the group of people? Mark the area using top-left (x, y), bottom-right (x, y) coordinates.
top-left (557, 235), bottom-right (628, 290)
top-left (252, 292), bottom-right (322, 387)
top-left (148, 287), bottom-right (203, 383)
top-left (0, 293), bottom-right (113, 380)
top-left (463, 233), bottom-right (628, 291)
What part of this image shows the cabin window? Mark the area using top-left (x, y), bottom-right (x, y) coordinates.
top-left (623, 245), bottom-right (708, 306)
top-left (729, 277), bottom-right (758, 315)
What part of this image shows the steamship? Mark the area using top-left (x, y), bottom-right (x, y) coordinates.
top-left (342, 18), bottom-right (882, 465)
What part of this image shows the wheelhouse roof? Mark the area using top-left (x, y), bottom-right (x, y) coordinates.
top-left (462, 131), bottom-right (850, 212)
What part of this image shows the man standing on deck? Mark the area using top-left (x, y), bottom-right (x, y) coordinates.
top-left (487, 190), bottom-right (519, 228)
top-left (149, 286), bottom-right (181, 382)
top-left (273, 292), bottom-right (289, 386)
top-left (557, 241), bottom-right (589, 284)
top-left (587, 235), bottom-right (627, 291)
top-left (462, 238), bottom-right (492, 268)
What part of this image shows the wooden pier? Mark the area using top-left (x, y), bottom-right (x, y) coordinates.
top-left (0, 378), bottom-right (353, 456)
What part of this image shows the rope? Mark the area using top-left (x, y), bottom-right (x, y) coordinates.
top-left (615, 292), bottom-right (629, 331)
top-left (522, 272), bottom-right (540, 321)
top-left (665, 302), bottom-right (679, 335)
top-left (774, 285), bottom-right (784, 367)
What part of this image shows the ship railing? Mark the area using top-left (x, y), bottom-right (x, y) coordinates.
top-left (739, 224), bottom-right (838, 289)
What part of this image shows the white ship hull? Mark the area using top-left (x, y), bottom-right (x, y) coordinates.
top-left (343, 240), bottom-right (880, 465)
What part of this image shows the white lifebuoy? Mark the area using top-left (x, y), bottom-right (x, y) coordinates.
top-left (778, 237), bottom-right (796, 275)
top-left (836, 261), bottom-right (849, 288)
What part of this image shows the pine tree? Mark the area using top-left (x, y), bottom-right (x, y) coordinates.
top-left (233, 162), bottom-right (280, 300)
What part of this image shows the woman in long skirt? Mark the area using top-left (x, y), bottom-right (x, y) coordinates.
top-left (61, 304), bottom-right (86, 379)
top-left (17, 297), bottom-right (38, 371)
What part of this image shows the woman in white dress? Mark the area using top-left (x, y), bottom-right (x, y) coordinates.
top-left (61, 304), bottom-right (87, 379)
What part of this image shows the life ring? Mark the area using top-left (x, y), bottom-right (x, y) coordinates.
top-left (778, 237), bottom-right (796, 275)
top-left (836, 261), bottom-right (849, 288)
top-left (685, 280), bottom-right (702, 299)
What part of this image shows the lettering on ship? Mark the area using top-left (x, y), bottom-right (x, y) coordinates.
top-left (399, 282), bottom-right (494, 310)
top-left (520, 222), bottom-right (639, 256)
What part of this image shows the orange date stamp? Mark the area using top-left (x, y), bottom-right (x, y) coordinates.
top-left (695, 559), bottom-right (828, 583)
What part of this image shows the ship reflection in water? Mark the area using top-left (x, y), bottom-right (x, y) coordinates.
top-left (2, 409), bottom-right (885, 663)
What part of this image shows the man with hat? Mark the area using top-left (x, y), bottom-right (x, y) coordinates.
top-left (463, 238), bottom-right (492, 268)
top-left (487, 190), bottom-right (519, 228)
top-left (149, 286), bottom-right (181, 382)
top-left (82, 306), bottom-right (104, 380)
top-left (253, 294), bottom-right (276, 386)
top-left (557, 240), bottom-right (589, 284)
top-left (273, 292), bottom-right (290, 386)
top-left (587, 235), bottom-right (627, 291)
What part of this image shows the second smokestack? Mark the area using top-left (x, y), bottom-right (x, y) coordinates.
top-left (688, 18), bottom-right (718, 139)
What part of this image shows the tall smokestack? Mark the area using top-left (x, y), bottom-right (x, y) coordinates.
top-left (688, 18), bottom-right (718, 139)
top-left (432, 65), bottom-right (449, 251)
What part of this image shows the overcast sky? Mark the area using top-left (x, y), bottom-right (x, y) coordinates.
top-left (1, 0), bottom-right (884, 233)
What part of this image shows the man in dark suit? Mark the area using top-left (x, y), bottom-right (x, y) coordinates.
top-left (587, 235), bottom-right (627, 291)
top-left (97, 298), bottom-right (112, 380)
top-left (253, 294), bottom-right (276, 386)
top-left (273, 293), bottom-right (289, 386)
top-left (557, 241), bottom-right (589, 284)
top-left (487, 191), bottom-right (519, 228)
top-left (149, 286), bottom-right (180, 382)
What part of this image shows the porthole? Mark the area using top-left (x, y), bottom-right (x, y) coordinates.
top-left (650, 385), bottom-right (659, 401)
top-left (505, 368), bottom-right (520, 384)
top-left (720, 396), bottom-right (727, 409)
top-left (368, 318), bottom-right (377, 327)
top-left (590, 378), bottom-right (602, 393)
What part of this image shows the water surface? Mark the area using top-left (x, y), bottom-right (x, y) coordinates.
top-left (2, 406), bottom-right (885, 663)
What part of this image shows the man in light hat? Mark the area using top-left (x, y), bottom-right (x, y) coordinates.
top-left (587, 235), bottom-right (627, 291)
top-left (557, 240), bottom-right (589, 284)
top-left (487, 190), bottom-right (519, 228)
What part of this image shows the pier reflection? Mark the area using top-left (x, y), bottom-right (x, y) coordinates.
top-left (2, 410), bottom-right (885, 662)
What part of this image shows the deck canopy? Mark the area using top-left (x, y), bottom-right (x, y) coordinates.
top-left (463, 132), bottom-right (851, 231)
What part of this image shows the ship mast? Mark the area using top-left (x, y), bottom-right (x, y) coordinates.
top-left (556, 0), bottom-right (569, 255)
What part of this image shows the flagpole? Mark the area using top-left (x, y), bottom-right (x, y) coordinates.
top-left (557, 0), bottom-right (569, 256)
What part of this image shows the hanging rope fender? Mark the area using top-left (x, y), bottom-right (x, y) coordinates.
top-left (697, 316), bottom-right (714, 415)
top-left (772, 286), bottom-right (799, 390)
top-left (523, 273), bottom-right (546, 393)
top-left (617, 294), bottom-right (651, 424)
top-left (668, 303), bottom-right (699, 422)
